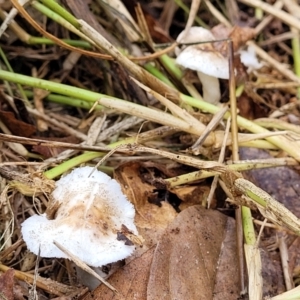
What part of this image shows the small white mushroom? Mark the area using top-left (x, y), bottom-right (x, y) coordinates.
top-left (239, 45), bottom-right (263, 73)
top-left (21, 166), bottom-right (138, 267)
top-left (176, 26), bottom-right (230, 105)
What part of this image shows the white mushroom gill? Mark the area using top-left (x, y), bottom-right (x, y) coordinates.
top-left (21, 166), bottom-right (138, 267)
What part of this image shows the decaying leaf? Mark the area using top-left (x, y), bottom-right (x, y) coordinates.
top-left (0, 268), bottom-right (14, 300)
top-left (211, 24), bottom-right (256, 54)
top-left (83, 206), bottom-right (238, 300)
top-left (147, 205), bottom-right (239, 300)
top-left (114, 162), bottom-right (178, 251)
top-left (0, 110), bottom-right (36, 137)
top-left (83, 247), bottom-right (155, 300)
top-left (169, 185), bottom-right (212, 210)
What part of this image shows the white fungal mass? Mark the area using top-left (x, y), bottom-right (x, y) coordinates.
top-left (21, 166), bottom-right (137, 267)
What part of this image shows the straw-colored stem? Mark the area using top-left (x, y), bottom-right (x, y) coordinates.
top-left (0, 70), bottom-right (298, 158)
top-left (173, 0), bottom-right (208, 28)
top-left (239, 0), bottom-right (300, 31)
top-left (181, 93), bottom-right (300, 161)
top-left (166, 158), bottom-right (296, 186)
top-left (43, 126), bottom-right (174, 179)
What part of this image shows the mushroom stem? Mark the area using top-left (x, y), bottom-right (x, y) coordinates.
top-left (197, 71), bottom-right (221, 105)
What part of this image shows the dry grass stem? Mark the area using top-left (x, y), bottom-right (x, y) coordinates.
top-left (53, 241), bottom-right (117, 293)
top-left (244, 244), bottom-right (263, 300)
top-left (239, 0), bottom-right (300, 31)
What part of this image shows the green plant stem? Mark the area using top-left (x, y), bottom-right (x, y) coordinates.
top-left (0, 70), bottom-right (202, 136)
top-left (32, 1), bottom-right (94, 45)
top-left (242, 206), bottom-right (256, 245)
top-left (173, 0), bottom-right (208, 28)
top-left (159, 55), bottom-right (183, 81)
top-left (239, 140), bottom-right (277, 149)
top-left (1, 70), bottom-right (299, 161)
top-left (27, 37), bottom-right (91, 48)
top-left (38, 0), bottom-right (79, 28)
top-left (43, 130), bottom-right (159, 179)
top-left (24, 91), bottom-right (103, 110)
top-left (43, 152), bottom-right (102, 179)
top-left (144, 63), bottom-right (175, 87)
top-left (255, 7), bottom-right (263, 20)
top-left (0, 70), bottom-right (102, 101)
top-left (0, 48), bottom-right (30, 106)
top-left (291, 28), bottom-right (300, 98)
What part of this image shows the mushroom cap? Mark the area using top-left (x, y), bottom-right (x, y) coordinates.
top-left (176, 26), bottom-right (216, 45)
top-left (175, 26), bottom-right (230, 79)
top-left (176, 47), bottom-right (230, 79)
top-left (21, 166), bottom-right (137, 267)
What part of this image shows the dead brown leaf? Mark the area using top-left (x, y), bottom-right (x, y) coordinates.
top-left (211, 24), bottom-right (256, 53)
top-left (228, 26), bottom-right (256, 50)
top-left (83, 247), bottom-right (155, 300)
top-left (0, 110), bottom-right (36, 137)
top-left (114, 162), bottom-right (177, 251)
top-left (169, 185), bottom-right (213, 210)
top-left (83, 206), bottom-right (238, 300)
top-left (147, 206), bottom-right (239, 300)
top-left (0, 268), bottom-right (14, 300)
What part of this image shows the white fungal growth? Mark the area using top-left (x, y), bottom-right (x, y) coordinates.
top-left (21, 166), bottom-right (137, 267)
top-left (239, 45), bottom-right (263, 73)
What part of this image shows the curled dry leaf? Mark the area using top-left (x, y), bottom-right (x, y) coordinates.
top-left (147, 206), bottom-right (239, 300)
top-left (211, 24), bottom-right (256, 55)
top-left (114, 162), bottom-right (178, 252)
